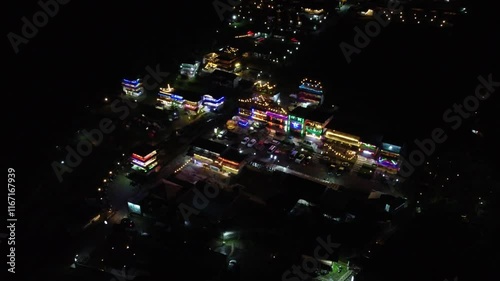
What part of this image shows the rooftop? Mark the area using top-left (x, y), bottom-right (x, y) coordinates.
top-left (191, 138), bottom-right (228, 155)
top-left (174, 89), bottom-right (206, 101)
top-left (219, 148), bottom-right (247, 164)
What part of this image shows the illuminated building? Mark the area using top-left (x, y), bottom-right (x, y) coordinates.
top-left (218, 149), bottom-right (247, 175)
top-left (359, 142), bottom-right (378, 158)
top-left (288, 115), bottom-right (305, 135)
top-left (293, 78), bottom-right (324, 107)
top-left (201, 94), bottom-right (225, 112)
top-left (122, 78), bottom-right (144, 97)
top-left (178, 90), bottom-right (202, 114)
top-left (157, 86), bottom-right (203, 114)
top-left (238, 95), bottom-right (288, 134)
top-left (303, 7), bottom-right (326, 21)
top-left (288, 107), bottom-right (333, 139)
top-left (377, 142), bottom-right (403, 173)
top-left (189, 138), bottom-right (246, 175)
top-left (180, 61), bottom-right (200, 78)
top-left (190, 138), bottom-right (227, 171)
top-left (157, 84), bottom-right (183, 109)
top-left (324, 128), bottom-right (361, 149)
top-left (130, 144), bottom-right (158, 174)
top-left (203, 46), bottom-right (241, 73)
top-left (252, 80), bottom-right (280, 103)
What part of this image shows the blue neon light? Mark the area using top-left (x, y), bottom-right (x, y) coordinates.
top-left (203, 96), bottom-right (225, 103)
top-left (171, 94), bottom-right (184, 101)
top-left (122, 79), bottom-right (141, 85)
top-left (299, 84), bottom-right (323, 94)
top-left (238, 120), bottom-right (249, 127)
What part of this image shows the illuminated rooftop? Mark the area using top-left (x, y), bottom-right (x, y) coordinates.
top-left (239, 95), bottom-right (287, 116)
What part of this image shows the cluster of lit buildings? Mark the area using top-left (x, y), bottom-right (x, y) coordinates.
top-left (232, 77), bottom-right (403, 172)
top-left (156, 84), bottom-right (225, 113)
top-left (122, 78), bottom-right (144, 97)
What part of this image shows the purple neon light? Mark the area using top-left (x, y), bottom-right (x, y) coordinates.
top-left (266, 111), bottom-right (287, 119)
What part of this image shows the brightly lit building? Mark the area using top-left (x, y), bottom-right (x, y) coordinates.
top-left (183, 93), bottom-right (202, 114)
top-left (288, 107), bottom-right (333, 139)
top-left (377, 142), bottom-right (402, 174)
top-left (130, 144), bottom-right (158, 174)
top-left (201, 94), bottom-right (225, 112)
top-left (322, 120), bottom-right (362, 161)
top-left (238, 95), bottom-right (288, 134)
top-left (359, 142), bottom-right (378, 159)
top-left (303, 7), bottom-right (326, 21)
top-left (252, 80), bottom-right (280, 103)
top-left (157, 84), bottom-right (184, 109)
top-left (157, 86), bottom-right (203, 114)
top-left (324, 128), bottom-right (361, 149)
top-left (218, 149), bottom-right (247, 175)
top-left (203, 46), bottom-right (241, 73)
top-left (190, 138), bottom-right (227, 171)
top-left (180, 61), bottom-right (200, 78)
top-left (122, 78), bottom-right (144, 97)
top-left (291, 78), bottom-right (324, 108)
top-left (189, 138), bottom-right (246, 176)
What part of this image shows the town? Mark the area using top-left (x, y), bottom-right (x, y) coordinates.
top-left (7, 1), bottom-right (497, 281)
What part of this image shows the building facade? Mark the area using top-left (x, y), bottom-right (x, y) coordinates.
top-left (130, 144), bottom-right (159, 174)
top-left (122, 78), bottom-right (144, 97)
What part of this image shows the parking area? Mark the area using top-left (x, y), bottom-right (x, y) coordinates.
top-left (200, 118), bottom-right (399, 195)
